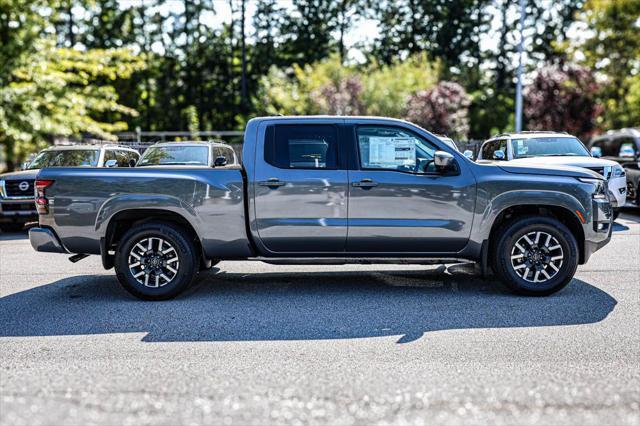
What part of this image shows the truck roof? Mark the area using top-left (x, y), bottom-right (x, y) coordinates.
top-left (250, 115), bottom-right (412, 124)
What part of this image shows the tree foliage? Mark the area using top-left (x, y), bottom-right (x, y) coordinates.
top-left (255, 55), bottom-right (442, 119)
top-left (577, 0), bottom-right (640, 129)
top-left (524, 64), bottom-right (602, 140)
top-left (405, 82), bottom-right (472, 139)
top-left (0, 0), bottom-right (144, 169)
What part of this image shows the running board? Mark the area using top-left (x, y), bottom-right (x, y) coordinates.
top-left (253, 257), bottom-right (473, 265)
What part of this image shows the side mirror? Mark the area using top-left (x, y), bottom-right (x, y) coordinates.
top-left (493, 150), bottom-right (505, 160)
top-left (105, 159), bottom-right (118, 168)
top-left (128, 158), bottom-right (137, 167)
top-left (213, 156), bottom-right (227, 167)
top-left (590, 146), bottom-right (602, 158)
top-left (434, 150), bottom-right (455, 172)
top-left (463, 150), bottom-right (474, 160)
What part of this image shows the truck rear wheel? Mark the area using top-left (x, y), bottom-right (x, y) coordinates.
top-left (492, 216), bottom-right (579, 296)
top-left (114, 222), bottom-right (198, 300)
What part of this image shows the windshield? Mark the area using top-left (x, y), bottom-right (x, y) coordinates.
top-left (137, 145), bottom-right (209, 166)
top-left (28, 149), bottom-right (100, 169)
top-left (511, 137), bottom-right (590, 159)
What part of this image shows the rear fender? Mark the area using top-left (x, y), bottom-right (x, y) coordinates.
top-left (95, 194), bottom-right (199, 239)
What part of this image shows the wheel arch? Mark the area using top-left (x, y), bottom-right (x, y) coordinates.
top-left (101, 208), bottom-right (204, 270)
top-left (488, 204), bottom-right (586, 264)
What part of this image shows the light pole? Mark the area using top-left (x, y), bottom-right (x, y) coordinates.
top-left (515, 0), bottom-right (526, 132)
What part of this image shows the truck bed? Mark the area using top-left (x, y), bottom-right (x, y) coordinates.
top-left (37, 166), bottom-right (253, 259)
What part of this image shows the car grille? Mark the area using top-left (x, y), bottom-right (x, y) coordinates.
top-left (1, 203), bottom-right (35, 212)
top-left (4, 179), bottom-right (35, 197)
top-left (585, 166), bottom-right (611, 180)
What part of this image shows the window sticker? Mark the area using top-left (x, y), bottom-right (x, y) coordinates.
top-left (368, 137), bottom-right (416, 167)
top-left (513, 139), bottom-right (527, 155)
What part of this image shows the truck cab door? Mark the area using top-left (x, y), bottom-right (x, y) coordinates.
top-left (346, 124), bottom-right (476, 254)
top-left (252, 122), bottom-right (348, 253)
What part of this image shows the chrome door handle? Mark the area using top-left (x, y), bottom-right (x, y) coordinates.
top-left (258, 178), bottom-right (286, 188)
top-left (352, 179), bottom-right (378, 188)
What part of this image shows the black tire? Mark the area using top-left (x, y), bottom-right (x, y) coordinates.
top-left (114, 222), bottom-right (198, 300)
top-left (612, 209), bottom-right (620, 221)
top-left (491, 216), bottom-right (579, 296)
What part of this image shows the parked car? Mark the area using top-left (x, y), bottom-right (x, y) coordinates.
top-left (623, 161), bottom-right (640, 206)
top-left (477, 131), bottom-right (627, 219)
top-left (0, 145), bottom-right (139, 231)
top-left (29, 117), bottom-right (612, 300)
top-left (589, 128), bottom-right (640, 209)
top-left (136, 140), bottom-right (238, 168)
top-left (588, 128), bottom-right (640, 166)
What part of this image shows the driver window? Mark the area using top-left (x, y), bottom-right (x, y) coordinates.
top-left (103, 150), bottom-right (117, 165)
top-left (482, 139), bottom-right (507, 160)
top-left (356, 126), bottom-right (436, 174)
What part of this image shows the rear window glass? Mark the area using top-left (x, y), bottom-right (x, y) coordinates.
top-left (265, 125), bottom-right (338, 169)
top-left (138, 146), bottom-right (209, 166)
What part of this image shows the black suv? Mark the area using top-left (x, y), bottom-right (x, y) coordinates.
top-left (589, 128), bottom-right (640, 206)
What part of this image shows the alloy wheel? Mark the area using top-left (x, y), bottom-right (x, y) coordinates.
top-left (510, 231), bottom-right (563, 283)
top-left (128, 237), bottom-right (180, 288)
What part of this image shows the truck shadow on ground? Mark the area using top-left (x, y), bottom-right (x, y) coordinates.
top-left (0, 266), bottom-right (617, 344)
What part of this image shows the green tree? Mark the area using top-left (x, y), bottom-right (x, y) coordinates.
top-left (578, 0), bottom-right (640, 128)
top-left (0, 1), bottom-right (144, 170)
top-left (279, 0), bottom-right (340, 66)
top-left (255, 54), bottom-right (439, 119)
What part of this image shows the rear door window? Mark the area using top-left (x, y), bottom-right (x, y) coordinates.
top-left (103, 150), bottom-right (117, 166)
top-left (265, 125), bottom-right (338, 169)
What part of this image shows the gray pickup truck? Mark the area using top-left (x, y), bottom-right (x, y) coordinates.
top-left (30, 116), bottom-right (613, 300)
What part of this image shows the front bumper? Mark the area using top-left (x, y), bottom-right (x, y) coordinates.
top-left (607, 176), bottom-right (627, 208)
top-left (29, 227), bottom-right (68, 253)
top-left (582, 198), bottom-right (613, 263)
top-left (0, 199), bottom-right (38, 223)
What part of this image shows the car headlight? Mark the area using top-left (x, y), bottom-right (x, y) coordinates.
top-left (579, 177), bottom-right (607, 199)
top-left (612, 165), bottom-right (626, 178)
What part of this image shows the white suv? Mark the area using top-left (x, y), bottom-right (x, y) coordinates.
top-left (477, 132), bottom-right (627, 219)
top-left (0, 145), bottom-right (139, 231)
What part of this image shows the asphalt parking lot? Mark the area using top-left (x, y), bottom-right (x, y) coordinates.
top-left (0, 210), bottom-right (638, 426)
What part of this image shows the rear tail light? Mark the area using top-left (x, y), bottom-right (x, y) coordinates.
top-left (35, 179), bottom-right (54, 214)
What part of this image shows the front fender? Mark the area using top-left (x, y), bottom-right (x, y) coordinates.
top-left (475, 189), bottom-right (587, 242)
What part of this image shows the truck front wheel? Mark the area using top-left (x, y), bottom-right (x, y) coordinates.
top-left (114, 222), bottom-right (198, 300)
top-left (492, 216), bottom-right (579, 296)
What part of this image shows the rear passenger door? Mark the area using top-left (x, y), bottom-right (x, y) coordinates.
top-left (253, 121), bottom-right (348, 253)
